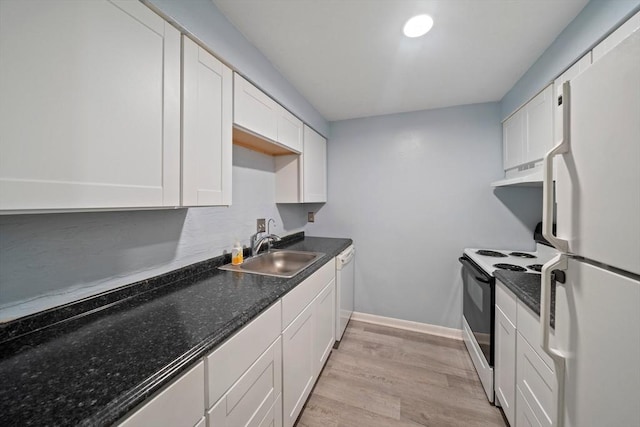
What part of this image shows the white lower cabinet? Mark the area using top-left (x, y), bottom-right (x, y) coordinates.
top-left (516, 333), bottom-right (555, 427)
top-left (314, 279), bottom-right (336, 375)
top-left (495, 281), bottom-right (558, 426)
top-left (118, 361), bottom-right (205, 427)
top-left (282, 302), bottom-right (316, 427)
top-left (495, 282), bottom-right (517, 426)
top-left (516, 386), bottom-right (543, 427)
top-left (208, 337), bottom-right (282, 427)
top-left (206, 302), bottom-right (282, 408)
top-left (282, 261), bottom-right (336, 427)
top-left (495, 306), bottom-right (516, 425)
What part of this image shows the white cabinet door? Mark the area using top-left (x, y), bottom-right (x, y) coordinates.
top-left (592, 10), bottom-right (640, 63)
top-left (277, 105), bottom-right (303, 153)
top-left (182, 37), bottom-right (232, 206)
top-left (494, 306), bottom-right (516, 426)
top-left (119, 361), bottom-right (205, 427)
top-left (502, 110), bottom-right (525, 170)
top-left (553, 54), bottom-right (592, 145)
top-left (282, 302), bottom-right (315, 427)
top-left (233, 74), bottom-right (278, 143)
top-left (524, 85), bottom-right (553, 163)
top-left (302, 125), bottom-right (327, 203)
top-left (313, 279), bottom-right (335, 376)
top-left (0, 0), bottom-right (181, 211)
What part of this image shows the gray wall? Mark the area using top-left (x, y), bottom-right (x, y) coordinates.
top-left (147, 0), bottom-right (329, 137)
top-left (306, 103), bottom-right (543, 329)
top-left (0, 146), bottom-right (307, 321)
top-left (501, 0), bottom-right (640, 119)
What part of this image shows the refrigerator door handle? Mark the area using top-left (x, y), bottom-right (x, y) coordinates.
top-left (542, 81), bottom-right (570, 252)
top-left (541, 253), bottom-right (567, 427)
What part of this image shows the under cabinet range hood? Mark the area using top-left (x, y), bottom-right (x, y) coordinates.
top-left (491, 162), bottom-right (543, 187)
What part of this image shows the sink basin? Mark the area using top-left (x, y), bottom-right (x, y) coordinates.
top-left (219, 250), bottom-right (325, 278)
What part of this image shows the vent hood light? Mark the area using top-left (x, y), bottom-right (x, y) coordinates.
top-left (403, 14), bottom-right (434, 38)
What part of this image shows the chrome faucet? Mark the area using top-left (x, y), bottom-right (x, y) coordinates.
top-left (251, 219), bottom-right (281, 256)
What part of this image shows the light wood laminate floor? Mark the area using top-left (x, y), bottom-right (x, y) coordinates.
top-left (297, 320), bottom-right (506, 427)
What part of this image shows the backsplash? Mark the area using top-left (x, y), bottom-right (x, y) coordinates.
top-left (0, 145), bottom-right (308, 322)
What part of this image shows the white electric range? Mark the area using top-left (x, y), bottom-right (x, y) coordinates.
top-left (459, 242), bottom-right (558, 402)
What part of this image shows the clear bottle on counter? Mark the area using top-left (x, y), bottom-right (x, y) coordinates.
top-left (231, 241), bottom-right (243, 265)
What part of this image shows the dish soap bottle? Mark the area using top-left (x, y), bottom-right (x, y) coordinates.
top-left (232, 241), bottom-right (243, 265)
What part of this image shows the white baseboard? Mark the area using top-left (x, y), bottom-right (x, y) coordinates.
top-left (350, 312), bottom-right (463, 341)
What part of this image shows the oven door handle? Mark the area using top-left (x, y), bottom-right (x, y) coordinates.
top-left (458, 257), bottom-right (491, 283)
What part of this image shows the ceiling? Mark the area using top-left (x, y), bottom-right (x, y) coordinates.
top-left (213, 0), bottom-right (589, 122)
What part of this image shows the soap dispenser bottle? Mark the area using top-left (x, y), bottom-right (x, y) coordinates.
top-left (232, 241), bottom-right (243, 265)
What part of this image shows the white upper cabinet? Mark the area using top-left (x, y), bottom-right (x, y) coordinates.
top-left (553, 53), bottom-right (592, 145)
top-left (0, 0), bottom-right (181, 211)
top-left (501, 84), bottom-right (553, 172)
top-left (234, 73), bottom-right (278, 143)
top-left (592, 10), bottom-right (640, 63)
top-left (503, 110), bottom-right (525, 170)
top-left (277, 105), bottom-right (303, 153)
top-left (182, 37), bottom-right (232, 206)
top-left (302, 126), bottom-right (327, 203)
top-left (524, 85), bottom-right (554, 163)
top-left (233, 73), bottom-right (302, 154)
top-left (275, 125), bottom-right (327, 203)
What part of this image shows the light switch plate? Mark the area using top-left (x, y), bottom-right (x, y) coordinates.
top-left (257, 218), bottom-right (266, 232)
top-left (308, 212), bottom-right (315, 223)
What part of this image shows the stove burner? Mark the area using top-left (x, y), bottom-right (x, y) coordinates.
top-left (527, 264), bottom-right (543, 272)
top-left (493, 263), bottom-right (527, 272)
top-left (509, 252), bottom-right (537, 259)
top-left (476, 250), bottom-right (507, 257)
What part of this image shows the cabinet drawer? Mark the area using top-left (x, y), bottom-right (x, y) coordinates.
top-left (516, 301), bottom-right (555, 370)
top-left (119, 361), bottom-right (204, 427)
top-left (496, 281), bottom-right (517, 324)
top-left (258, 394), bottom-right (282, 427)
top-left (206, 301), bottom-right (281, 407)
top-left (517, 333), bottom-right (556, 427)
top-left (208, 337), bottom-right (282, 427)
top-left (282, 261), bottom-right (334, 329)
top-left (516, 386), bottom-right (544, 427)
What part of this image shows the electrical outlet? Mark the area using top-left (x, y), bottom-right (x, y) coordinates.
top-left (308, 212), bottom-right (315, 223)
top-left (257, 218), bottom-right (266, 232)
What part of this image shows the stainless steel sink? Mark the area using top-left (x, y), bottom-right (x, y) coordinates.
top-left (219, 250), bottom-right (325, 278)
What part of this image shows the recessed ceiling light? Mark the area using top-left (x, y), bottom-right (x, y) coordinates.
top-left (403, 14), bottom-right (434, 38)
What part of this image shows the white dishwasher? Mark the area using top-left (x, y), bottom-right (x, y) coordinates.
top-left (335, 245), bottom-right (355, 343)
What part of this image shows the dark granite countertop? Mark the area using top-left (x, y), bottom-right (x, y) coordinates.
top-left (493, 270), bottom-right (555, 325)
top-left (0, 234), bottom-right (352, 426)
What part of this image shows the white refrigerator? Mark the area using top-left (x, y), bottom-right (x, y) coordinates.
top-left (540, 28), bottom-right (640, 427)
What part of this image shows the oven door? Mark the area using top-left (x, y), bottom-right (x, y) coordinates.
top-left (459, 256), bottom-right (494, 366)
